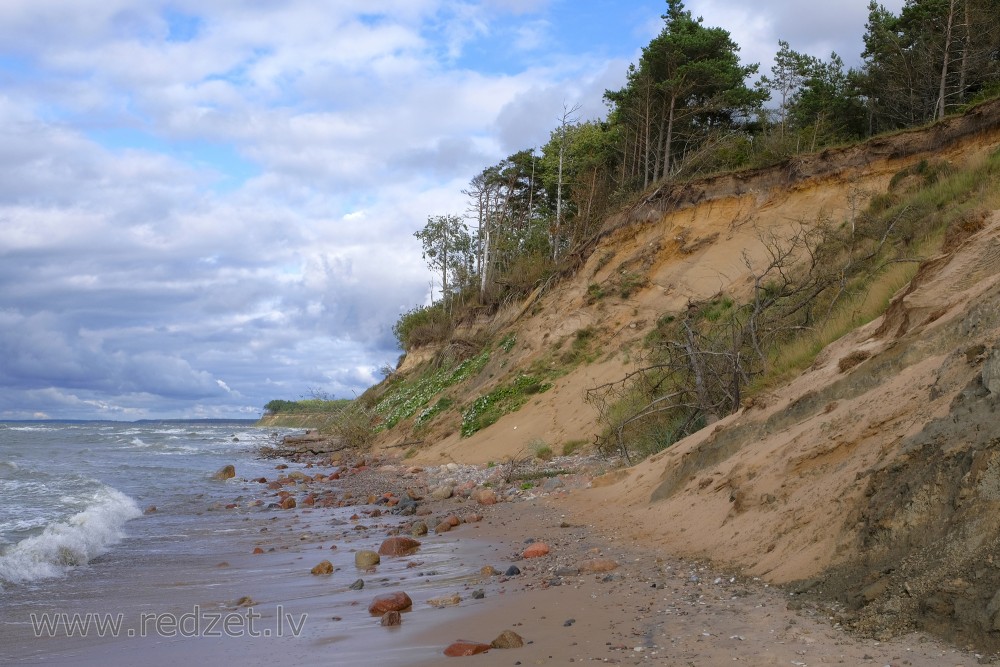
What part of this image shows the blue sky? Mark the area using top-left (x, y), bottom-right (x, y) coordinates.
top-left (0, 0), bottom-right (902, 420)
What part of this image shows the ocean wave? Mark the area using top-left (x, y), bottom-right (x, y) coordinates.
top-left (0, 486), bottom-right (141, 586)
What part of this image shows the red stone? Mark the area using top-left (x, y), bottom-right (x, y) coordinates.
top-left (443, 641), bottom-right (491, 657)
top-left (522, 542), bottom-right (550, 558)
top-left (279, 496), bottom-right (296, 510)
top-left (368, 592), bottom-right (412, 615)
top-left (252, 547), bottom-right (264, 555)
top-left (378, 537), bottom-right (422, 556)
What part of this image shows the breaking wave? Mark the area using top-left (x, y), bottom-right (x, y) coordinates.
top-left (0, 486), bottom-right (141, 586)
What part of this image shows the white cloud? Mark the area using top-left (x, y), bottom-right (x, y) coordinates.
top-left (0, 0), bottom-right (899, 419)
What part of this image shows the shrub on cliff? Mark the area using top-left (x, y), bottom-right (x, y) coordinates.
top-left (392, 303), bottom-right (451, 351)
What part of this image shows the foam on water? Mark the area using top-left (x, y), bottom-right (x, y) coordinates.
top-left (0, 486), bottom-right (141, 587)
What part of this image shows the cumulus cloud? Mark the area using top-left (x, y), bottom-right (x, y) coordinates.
top-left (0, 0), bottom-right (892, 419)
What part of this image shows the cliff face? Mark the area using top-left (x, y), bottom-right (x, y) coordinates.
top-left (380, 99), bottom-right (1000, 649)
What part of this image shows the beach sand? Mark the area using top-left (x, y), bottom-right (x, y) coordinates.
top-left (1, 454), bottom-right (984, 666)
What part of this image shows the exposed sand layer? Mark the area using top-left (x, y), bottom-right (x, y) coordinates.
top-left (357, 100), bottom-right (1000, 654)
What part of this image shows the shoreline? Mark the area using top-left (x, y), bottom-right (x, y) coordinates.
top-left (2, 447), bottom-right (986, 666)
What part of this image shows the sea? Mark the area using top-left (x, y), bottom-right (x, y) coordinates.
top-left (0, 420), bottom-right (500, 666)
top-left (0, 420), bottom-right (279, 588)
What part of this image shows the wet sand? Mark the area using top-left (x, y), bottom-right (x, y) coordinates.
top-left (0, 454), bottom-right (986, 666)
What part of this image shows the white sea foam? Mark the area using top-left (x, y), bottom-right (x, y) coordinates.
top-left (0, 486), bottom-right (141, 586)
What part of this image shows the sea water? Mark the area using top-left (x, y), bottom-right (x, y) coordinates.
top-left (0, 421), bottom-right (502, 666)
top-left (0, 420), bottom-right (279, 588)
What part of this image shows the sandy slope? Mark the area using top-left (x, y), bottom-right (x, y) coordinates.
top-left (384, 101), bottom-right (1000, 652)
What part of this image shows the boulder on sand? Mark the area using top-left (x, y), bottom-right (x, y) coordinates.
top-left (444, 641), bottom-right (490, 657)
top-left (310, 560), bottom-right (334, 575)
top-left (522, 542), bottom-right (550, 558)
top-left (212, 464), bottom-right (236, 480)
top-left (355, 550), bottom-right (381, 568)
top-left (368, 591), bottom-right (412, 615)
top-left (378, 537), bottom-right (421, 556)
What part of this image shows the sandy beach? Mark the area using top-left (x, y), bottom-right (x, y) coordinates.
top-left (2, 448), bottom-right (987, 666)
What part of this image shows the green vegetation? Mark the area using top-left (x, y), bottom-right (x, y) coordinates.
top-left (374, 348), bottom-right (490, 430)
top-left (498, 334), bottom-right (517, 353)
top-left (371, 0), bottom-right (1000, 454)
top-left (617, 272), bottom-right (648, 299)
top-left (590, 150), bottom-right (1000, 463)
top-left (415, 397), bottom-right (454, 427)
top-left (384, 0), bottom-right (1000, 380)
top-left (561, 439), bottom-right (589, 456)
top-left (530, 439), bottom-right (554, 461)
top-left (393, 0), bottom-right (1000, 365)
top-left (259, 397), bottom-right (377, 450)
top-left (393, 303), bottom-right (452, 351)
top-left (559, 327), bottom-right (600, 366)
top-left (461, 374), bottom-right (553, 437)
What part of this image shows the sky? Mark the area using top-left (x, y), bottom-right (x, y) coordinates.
top-left (0, 0), bottom-right (904, 421)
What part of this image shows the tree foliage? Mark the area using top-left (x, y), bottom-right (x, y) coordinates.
top-left (604, 0), bottom-right (765, 188)
top-left (393, 0), bottom-right (1000, 360)
top-left (861, 0), bottom-right (1000, 132)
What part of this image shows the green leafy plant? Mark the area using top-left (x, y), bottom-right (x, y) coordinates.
top-left (530, 439), bottom-right (554, 461)
top-left (375, 349), bottom-right (489, 429)
top-left (561, 439), bottom-right (589, 456)
top-left (618, 272), bottom-right (648, 298)
top-left (586, 283), bottom-right (606, 303)
top-left (461, 374), bottom-right (553, 437)
top-left (392, 303), bottom-right (452, 350)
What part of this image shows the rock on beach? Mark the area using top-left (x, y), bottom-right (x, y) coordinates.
top-left (491, 630), bottom-right (525, 649)
top-left (522, 542), bottom-right (550, 558)
top-left (368, 591), bottom-right (413, 615)
top-left (355, 550), bottom-right (381, 568)
top-left (443, 640), bottom-right (491, 657)
top-left (310, 560), bottom-right (334, 575)
top-left (212, 464), bottom-right (236, 480)
top-left (427, 593), bottom-right (461, 608)
top-left (378, 536), bottom-right (421, 556)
